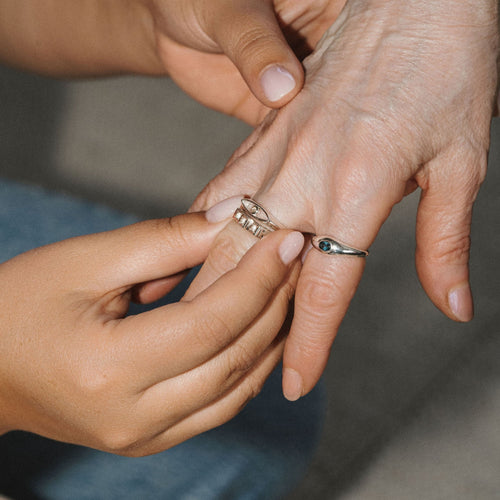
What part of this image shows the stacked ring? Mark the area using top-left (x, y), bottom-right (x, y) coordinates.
top-left (233, 199), bottom-right (281, 239)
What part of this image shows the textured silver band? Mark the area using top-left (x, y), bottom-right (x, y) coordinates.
top-left (311, 236), bottom-right (369, 257)
top-left (233, 199), bottom-right (281, 239)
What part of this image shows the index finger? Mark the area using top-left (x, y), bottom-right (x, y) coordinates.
top-left (114, 229), bottom-right (304, 386)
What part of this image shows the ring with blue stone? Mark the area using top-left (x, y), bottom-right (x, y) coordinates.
top-left (311, 236), bottom-right (369, 257)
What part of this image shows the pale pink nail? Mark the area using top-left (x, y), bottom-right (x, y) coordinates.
top-left (261, 66), bottom-right (296, 102)
top-left (283, 368), bottom-right (303, 402)
top-left (205, 196), bottom-right (243, 223)
top-left (301, 241), bottom-right (313, 264)
top-left (279, 232), bottom-right (305, 265)
top-left (448, 283), bottom-right (473, 322)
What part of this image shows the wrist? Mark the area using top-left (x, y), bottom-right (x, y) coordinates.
top-left (108, 0), bottom-right (167, 76)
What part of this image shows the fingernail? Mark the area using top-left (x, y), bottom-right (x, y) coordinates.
top-left (261, 66), bottom-right (296, 102)
top-left (301, 241), bottom-right (313, 264)
top-left (283, 368), bottom-right (303, 402)
top-left (205, 196), bottom-right (242, 223)
top-left (279, 232), bottom-right (305, 265)
top-left (448, 283), bottom-right (473, 322)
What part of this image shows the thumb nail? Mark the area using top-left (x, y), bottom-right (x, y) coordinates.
top-left (279, 232), bottom-right (305, 265)
top-left (205, 196), bottom-right (242, 223)
top-left (261, 66), bottom-right (296, 102)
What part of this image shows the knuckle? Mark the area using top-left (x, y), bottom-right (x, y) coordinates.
top-left (153, 217), bottom-right (191, 249)
top-left (292, 334), bottom-right (331, 362)
top-left (254, 267), bottom-right (281, 298)
top-left (281, 277), bottom-right (298, 304)
top-left (233, 28), bottom-right (277, 64)
top-left (226, 342), bottom-right (256, 377)
top-left (244, 376), bottom-right (266, 404)
top-left (196, 309), bottom-right (234, 352)
top-left (297, 272), bottom-right (341, 314)
top-left (204, 233), bottom-right (241, 277)
top-left (99, 426), bottom-right (142, 455)
top-left (422, 232), bottom-right (471, 266)
top-left (193, 182), bottom-right (219, 212)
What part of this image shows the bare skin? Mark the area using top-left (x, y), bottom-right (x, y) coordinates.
top-left (0, 0), bottom-right (338, 452)
top-left (191, 0), bottom-right (500, 400)
top-left (0, 0), bottom-right (498, 451)
top-left (0, 213), bottom-right (304, 455)
top-left (0, 0), bottom-right (345, 122)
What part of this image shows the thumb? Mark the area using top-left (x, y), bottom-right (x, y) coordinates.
top-left (207, 0), bottom-right (304, 107)
top-left (415, 149), bottom-right (487, 322)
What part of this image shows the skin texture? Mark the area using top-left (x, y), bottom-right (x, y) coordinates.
top-left (0, 213), bottom-right (304, 456)
top-left (191, 0), bottom-right (500, 400)
top-left (0, 0), bottom-right (498, 448)
top-left (150, 0), bottom-right (347, 123)
top-left (0, 0), bottom-right (339, 453)
top-left (0, 0), bottom-right (346, 123)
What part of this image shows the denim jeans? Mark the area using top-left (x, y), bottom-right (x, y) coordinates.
top-left (0, 180), bottom-right (324, 500)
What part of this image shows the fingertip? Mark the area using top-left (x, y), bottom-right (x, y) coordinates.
top-left (211, 1), bottom-right (304, 109)
top-left (448, 282), bottom-right (474, 322)
top-left (282, 367), bottom-right (303, 402)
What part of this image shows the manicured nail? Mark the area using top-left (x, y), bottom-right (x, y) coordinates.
top-left (283, 368), bottom-right (303, 402)
top-left (205, 196), bottom-right (242, 223)
top-left (261, 66), bottom-right (296, 102)
top-left (279, 232), bottom-right (305, 265)
top-left (301, 241), bottom-right (313, 264)
top-left (448, 283), bottom-right (473, 322)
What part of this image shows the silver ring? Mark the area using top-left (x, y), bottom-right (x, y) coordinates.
top-left (312, 235), bottom-right (369, 257)
top-left (233, 199), bottom-right (281, 239)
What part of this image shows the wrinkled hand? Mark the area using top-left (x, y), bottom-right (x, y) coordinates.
top-left (0, 213), bottom-right (304, 455)
top-left (192, 0), bottom-right (499, 400)
top-left (146, 0), bottom-right (346, 123)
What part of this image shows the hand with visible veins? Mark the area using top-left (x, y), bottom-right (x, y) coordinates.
top-left (0, 212), bottom-right (304, 455)
top-left (190, 0), bottom-right (499, 400)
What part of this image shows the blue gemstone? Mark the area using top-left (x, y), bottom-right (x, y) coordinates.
top-left (319, 240), bottom-right (331, 252)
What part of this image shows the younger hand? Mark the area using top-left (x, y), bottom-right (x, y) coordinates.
top-left (148, 0), bottom-right (346, 123)
top-left (0, 213), bottom-right (303, 456)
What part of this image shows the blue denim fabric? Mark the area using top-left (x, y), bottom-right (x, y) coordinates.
top-left (0, 180), bottom-right (324, 500)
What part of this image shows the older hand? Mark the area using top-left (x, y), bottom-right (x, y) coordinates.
top-left (0, 213), bottom-right (304, 455)
top-left (192, 0), bottom-right (499, 399)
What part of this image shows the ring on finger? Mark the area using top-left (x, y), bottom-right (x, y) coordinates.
top-left (233, 198), bottom-right (282, 239)
top-left (311, 235), bottom-right (369, 257)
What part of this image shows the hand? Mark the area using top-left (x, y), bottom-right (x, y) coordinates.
top-left (0, 212), bottom-right (304, 456)
top-left (192, 0), bottom-right (499, 399)
top-left (147, 0), bottom-right (346, 123)
top-left (0, 0), bottom-right (346, 125)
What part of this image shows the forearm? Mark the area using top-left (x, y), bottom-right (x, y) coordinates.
top-left (0, 0), bottom-right (164, 77)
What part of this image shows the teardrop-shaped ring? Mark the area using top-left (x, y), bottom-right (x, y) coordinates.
top-left (311, 236), bottom-right (369, 257)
